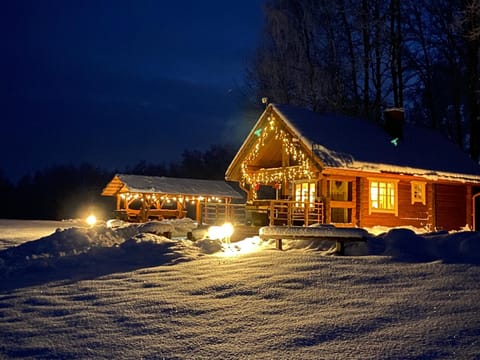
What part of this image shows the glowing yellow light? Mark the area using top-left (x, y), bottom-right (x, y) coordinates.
top-left (207, 222), bottom-right (234, 241)
top-left (86, 214), bottom-right (97, 226)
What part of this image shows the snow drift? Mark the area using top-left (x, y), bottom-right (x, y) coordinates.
top-left (0, 219), bottom-right (479, 291)
top-left (0, 219), bottom-right (479, 359)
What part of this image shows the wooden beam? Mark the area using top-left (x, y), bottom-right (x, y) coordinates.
top-left (466, 185), bottom-right (472, 228)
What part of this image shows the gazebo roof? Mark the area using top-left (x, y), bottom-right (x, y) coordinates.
top-left (102, 174), bottom-right (244, 199)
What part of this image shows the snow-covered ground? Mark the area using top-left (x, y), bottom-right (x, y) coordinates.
top-left (0, 219), bottom-right (479, 359)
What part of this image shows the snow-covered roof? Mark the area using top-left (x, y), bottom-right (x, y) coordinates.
top-left (102, 174), bottom-right (244, 198)
top-left (272, 104), bottom-right (480, 182)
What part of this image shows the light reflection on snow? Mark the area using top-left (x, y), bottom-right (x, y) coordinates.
top-left (220, 236), bottom-right (263, 257)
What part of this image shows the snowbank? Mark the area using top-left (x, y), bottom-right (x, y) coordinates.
top-left (366, 228), bottom-right (480, 263)
top-left (0, 220), bottom-right (479, 290)
top-left (0, 219), bottom-right (478, 359)
top-left (261, 226), bottom-right (480, 264)
top-left (0, 219), bottom-right (197, 287)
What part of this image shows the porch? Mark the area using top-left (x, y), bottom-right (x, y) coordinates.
top-left (218, 200), bottom-right (325, 226)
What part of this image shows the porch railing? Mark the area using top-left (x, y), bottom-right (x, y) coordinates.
top-left (247, 200), bottom-right (324, 226)
top-left (269, 200), bottom-right (324, 226)
top-left (202, 203), bottom-right (247, 225)
top-left (202, 200), bottom-right (324, 226)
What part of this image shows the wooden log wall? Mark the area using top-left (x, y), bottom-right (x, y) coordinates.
top-left (358, 178), bottom-right (431, 229)
top-left (435, 184), bottom-right (467, 231)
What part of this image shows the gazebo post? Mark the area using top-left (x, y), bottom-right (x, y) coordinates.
top-left (225, 197), bottom-right (231, 223)
top-left (195, 200), bottom-right (202, 224)
top-left (141, 193), bottom-right (148, 222)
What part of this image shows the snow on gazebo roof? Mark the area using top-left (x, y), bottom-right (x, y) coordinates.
top-left (102, 174), bottom-right (244, 198)
top-left (272, 104), bottom-right (480, 182)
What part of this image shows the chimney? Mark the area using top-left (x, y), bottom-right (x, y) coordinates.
top-left (384, 108), bottom-right (404, 140)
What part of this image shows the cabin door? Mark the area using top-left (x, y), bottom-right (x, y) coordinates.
top-left (327, 178), bottom-right (355, 226)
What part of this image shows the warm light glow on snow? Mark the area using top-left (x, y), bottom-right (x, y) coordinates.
top-left (207, 223), bottom-right (234, 241)
top-left (1, 219), bottom-right (480, 358)
top-left (86, 214), bottom-right (97, 226)
top-left (220, 237), bottom-right (263, 257)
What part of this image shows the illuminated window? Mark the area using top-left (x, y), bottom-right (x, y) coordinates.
top-left (411, 181), bottom-right (426, 205)
top-left (294, 182), bottom-right (316, 206)
top-left (369, 179), bottom-right (398, 215)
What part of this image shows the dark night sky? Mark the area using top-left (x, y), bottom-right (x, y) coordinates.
top-left (1, 1), bottom-right (265, 180)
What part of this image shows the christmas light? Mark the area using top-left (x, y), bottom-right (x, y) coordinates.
top-left (240, 114), bottom-right (315, 198)
top-left (117, 193), bottom-right (229, 205)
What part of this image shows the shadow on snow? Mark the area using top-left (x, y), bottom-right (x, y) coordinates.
top-left (0, 237), bottom-right (191, 291)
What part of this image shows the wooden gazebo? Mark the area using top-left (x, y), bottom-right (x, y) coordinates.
top-left (102, 174), bottom-right (244, 224)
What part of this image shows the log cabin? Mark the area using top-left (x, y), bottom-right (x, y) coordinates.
top-left (225, 104), bottom-right (480, 231)
top-left (102, 174), bottom-right (244, 224)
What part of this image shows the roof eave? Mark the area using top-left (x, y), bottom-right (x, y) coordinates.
top-left (324, 161), bottom-right (480, 184)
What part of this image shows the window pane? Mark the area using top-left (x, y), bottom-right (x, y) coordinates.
top-left (371, 182), bottom-right (379, 209)
top-left (294, 182), bottom-right (316, 207)
top-left (370, 180), bottom-right (396, 211)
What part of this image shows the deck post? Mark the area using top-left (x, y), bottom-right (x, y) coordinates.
top-left (276, 238), bottom-right (283, 250)
top-left (336, 240), bottom-right (345, 255)
top-left (287, 202), bottom-right (292, 226)
top-left (269, 203), bottom-right (275, 225)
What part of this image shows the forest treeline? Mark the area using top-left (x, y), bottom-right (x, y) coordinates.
top-left (250, 0), bottom-right (480, 162)
top-left (0, 144), bottom-right (236, 220)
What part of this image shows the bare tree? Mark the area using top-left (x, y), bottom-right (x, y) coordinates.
top-left (463, 0), bottom-right (480, 162)
top-left (389, 0), bottom-right (403, 108)
top-left (248, 0), bottom-right (478, 162)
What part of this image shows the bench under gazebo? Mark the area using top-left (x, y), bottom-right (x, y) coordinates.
top-left (101, 174), bottom-right (244, 224)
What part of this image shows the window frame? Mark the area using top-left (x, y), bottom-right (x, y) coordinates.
top-left (368, 178), bottom-right (399, 216)
top-left (293, 180), bottom-right (316, 207)
top-left (411, 181), bottom-right (426, 205)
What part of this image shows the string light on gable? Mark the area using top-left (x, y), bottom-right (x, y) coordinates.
top-left (240, 115), bottom-right (315, 198)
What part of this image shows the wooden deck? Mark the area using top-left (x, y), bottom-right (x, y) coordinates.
top-left (114, 200), bottom-right (324, 228)
top-left (246, 200), bottom-right (324, 226)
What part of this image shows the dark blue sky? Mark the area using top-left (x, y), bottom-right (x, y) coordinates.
top-left (1, 1), bottom-right (265, 180)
